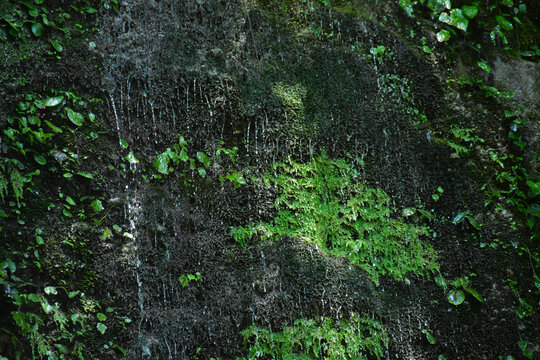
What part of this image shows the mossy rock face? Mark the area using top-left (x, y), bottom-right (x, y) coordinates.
top-left (87, 1), bottom-right (534, 358)
top-left (2, 0), bottom-right (538, 359)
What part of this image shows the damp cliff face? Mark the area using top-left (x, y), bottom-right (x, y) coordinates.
top-left (0, 0), bottom-right (539, 359)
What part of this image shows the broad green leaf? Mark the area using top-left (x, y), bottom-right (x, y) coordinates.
top-left (97, 313), bottom-right (107, 321)
top-left (1, 258), bottom-right (16, 273)
top-left (120, 139), bottom-right (128, 149)
top-left (21, 0), bottom-right (36, 9)
top-left (88, 113), bottom-right (96, 122)
top-left (42, 300), bottom-right (53, 314)
top-left (402, 207), bottom-right (416, 217)
top-left (198, 168), bottom-right (206, 178)
top-left (452, 210), bottom-right (471, 224)
top-left (436, 29), bottom-right (451, 42)
top-left (166, 148), bottom-right (179, 164)
top-left (125, 151), bottom-right (139, 164)
top-left (438, 12), bottom-right (452, 25)
top-left (67, 108), bottom-right (84, 126)
top-left (44, 286), bottom-right (57, 295)
top-left (450, 9), bottom-right (469, 31)
top-left (50, 39), bottom-right (63, 52)
top-left (526, 180), bottom-right (540, 198)
top-left (44, 96), bottom-right (64, 107)
top-left (447, 289), bottom-right (465, 305)
top-left (34, 153), bottom-right (46, 165)
top-left (465, 215), bottom-right (481, 230)
top-left (464, 287), bottom-right (483, 302)
top-left (196, 151), bottom-right (211, 168)
top-left (66, 196), bottom-right (76, 206)
top-left (91, 199), bottom-right (104, 212)
top-left (179, 149), bottom-right (189, 162)
top-left (63, 172), bottom-right (73, 178)
top-left (424, 330), bottom-right (436, 344)
top-left (27, 293), bottom-right (40, 302)
top-left (462, 5), bottom-right (478, 19)
top-left (45, 120), bottom-right (63, 133)
top-left (31, 22), bottom-right (43, 36)
top-left (496, 15), bottom-right (513, 31)
top-left (97, 322), bottom-right (107, 334)
top-left (477, 60), bottom-right (490, 73)
top-left (102, 227), bottom-right (112, 239)
top-left (28, 115), bottom-right (41, 126)
top-left (179, 274), bottom-right (188, 287)
top-left (68, 290), bottom-right (80, 298)
top-left (155, 153), bottom-right (170, 174)
top-left (76, 171), bottom-right (93, 179)
top-left (12, 311), bottom-right (30, 333)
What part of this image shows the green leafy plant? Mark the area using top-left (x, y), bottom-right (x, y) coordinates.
top-left (452, 209), bottom-right (481, 230)
top-left (179, 272), bottom-right (202, 288)
top-left (422, 329), bottom-right (436, 345)
top-left (518, 339), bottom-right (535, 359)
top-left (436, 274), bottom-right (483, 305)
top-left (446, 124), bottom-right (485, 157)
top-left (232, 152), bottom-right (438, 284)
top-left (154, 135), bottom-right (246, 188)
top-left (398, 0), bottom-right (526, 47)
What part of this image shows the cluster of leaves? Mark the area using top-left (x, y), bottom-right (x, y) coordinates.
top-left (1, 256), bottom-right (130, 359)
top-left (435, 274), bottom-right (484, 305)
top-left (1, 91), bottom-right (98, 204)
top-left (0, 0), bottom-right (105, 58)
top-left (0, 89), bottom-right (117, 358)
top-left (154, 136), bottom-right (246, 188)
top-left (489, 109), bottom-right (540, 235)
top-left (445, 124), bottom-right (485, 157)
top-left (240, 313), bottom-right (388, 360)
top-left (178, 272), bottom-right (202, 288)
top-left (362, 44), bottom-right (427, 127)
top-left (399, 0), bottom-right (529, 47)
top-left (231, 152), bottom-right (438, 285)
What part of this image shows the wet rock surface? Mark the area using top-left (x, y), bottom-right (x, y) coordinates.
top-left (1, 0), bottom-right (537, 359)
top-left (90, 1), bottom-right (537, 358)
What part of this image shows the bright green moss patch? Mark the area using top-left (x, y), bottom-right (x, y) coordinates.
top-left (231, 152), bottom-right (438, 284)
top-left (240, 313), bottom-right (388, 360)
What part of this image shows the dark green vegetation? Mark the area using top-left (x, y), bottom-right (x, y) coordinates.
top-left (1, 0), bottom-right (538, 359)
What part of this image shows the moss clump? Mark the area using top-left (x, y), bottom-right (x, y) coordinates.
top-left (240, 312), bottom-right (388, 359)
top-left (232, 152), bottom-right (439, 285)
